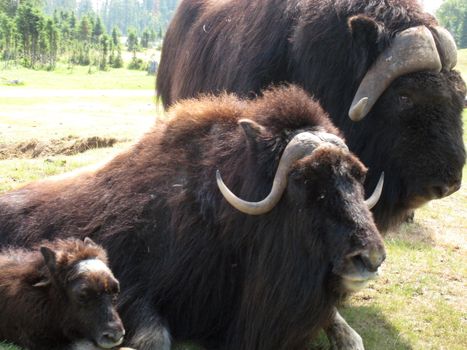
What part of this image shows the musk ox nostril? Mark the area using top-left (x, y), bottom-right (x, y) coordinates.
top-left (430, 182), bottom-right (460, 199)
top-left (354, 250), bottom-right (385, 272)
top-left (427, 177), bottom-right (462, 199)
top-left (432, 185), bottom-right (450, 198)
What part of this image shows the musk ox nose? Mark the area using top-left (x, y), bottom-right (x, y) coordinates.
top-left (352, 246), bottom-right (386, 273)
top-left (98, 323), bottom-right (125, 349)
top-left (429, 179), bottom-right (461, 199)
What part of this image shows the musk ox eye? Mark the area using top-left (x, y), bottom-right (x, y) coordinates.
top-left (398, 94), bottom-right (413, 108)
top-left (76, 289), bottom-right (92, 303)
top-left (78, 294), bottom-right (89, 304)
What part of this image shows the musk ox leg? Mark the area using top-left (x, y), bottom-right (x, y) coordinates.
top-left (124, 301), bottom-right (171, 350)
top-left (127, 324), bottom-right (171, 350)
top-left (404, 210), bottom-right (415, 223)
top-left (325, 309), bottom-right (364, 350)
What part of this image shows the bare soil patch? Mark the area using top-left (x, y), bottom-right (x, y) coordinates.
top-left (0, 136), bottom-right (120, 159)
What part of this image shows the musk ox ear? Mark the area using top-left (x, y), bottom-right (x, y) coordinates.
top-left (239, 119), bottom-right (267, 144)
top-left (40, 246), bottom-right (57, 275)
top-left (348, 15), bottom-right (382, 48)
top-left (84, 237), bottom-right (97, 247)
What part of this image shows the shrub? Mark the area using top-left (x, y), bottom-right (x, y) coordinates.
top-left (127, 57), bottom-right (146, 70)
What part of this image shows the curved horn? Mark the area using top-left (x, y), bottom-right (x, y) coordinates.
top-left (216, 132), bottom-right (324, 215)
top-left (365, 172), bottom-right (384, 209)
top-left (349, 26), bottom-right (442, 121)
top-left (432, 26), bottom-right (457, 70)
top-left (315, 131), bottom-right (349, 151)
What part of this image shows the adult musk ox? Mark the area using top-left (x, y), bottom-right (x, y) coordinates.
top-left (0, 237), bottom-right (124, 350)
top-left (157, 0), bottom-right (467, 231)
top-left (0, 86), bottom-right (385, 350)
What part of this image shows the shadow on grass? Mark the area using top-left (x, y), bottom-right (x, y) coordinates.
top-left (173, 305), bottom-right (411, 350)
top-left (385, 220), bottom-right (437, 248)
top-left (309, 305), bottom-right (412, 350)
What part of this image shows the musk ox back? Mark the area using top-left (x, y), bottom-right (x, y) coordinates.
top-left (0, 86), bottom-right (384, 349)
top-left (0, 237), bottom-right (124, 350)
top-left (157, 0), bottom-right (466, 231)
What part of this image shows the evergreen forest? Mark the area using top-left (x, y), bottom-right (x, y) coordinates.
top-left (0, 0), bottom-right (178, 70)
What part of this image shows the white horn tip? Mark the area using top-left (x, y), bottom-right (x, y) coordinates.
top-left (365, 172), bottom-right (384, 210)
top-left (349, 97), bottom-right (369, 121)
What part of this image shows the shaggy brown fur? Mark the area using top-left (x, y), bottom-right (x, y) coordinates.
top-left (0, 86), bottom-right (384, 350)
top-left (0, 238), bottom-right (124, 350)
top-left (157, 0), bottom-right (466, 231)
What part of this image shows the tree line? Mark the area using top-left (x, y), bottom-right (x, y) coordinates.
top-left (42, 0), bottom-right (178, 35)
top-left (0, 0), bottom-right (176, 70)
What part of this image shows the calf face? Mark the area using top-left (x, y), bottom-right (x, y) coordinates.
top-left (40, 239), bottom-right (125, 349)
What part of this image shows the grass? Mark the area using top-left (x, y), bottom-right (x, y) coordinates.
top-left (0, 57), bottom-right (466, 350)
top-left (0, 95), bottom-right (156, 144)
top-left (0, 64), bottom-right (155, 90)
top-left (457, 48), bottom-right (467, 82)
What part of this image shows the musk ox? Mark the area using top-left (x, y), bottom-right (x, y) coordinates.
top-left (157, 0), bottom-right (467, 232)
top-left (0, 86), bottom-right (385, 349)
top-left (0, 237), bottom-right (124, 350)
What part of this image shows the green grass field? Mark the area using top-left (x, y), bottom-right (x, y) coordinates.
top-left (0, 64), bottom-right (155, 90)
top-left (0, 52), bottom-right (466, 350)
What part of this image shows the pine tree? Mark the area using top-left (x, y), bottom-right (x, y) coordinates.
top-left (111, 26), bottom-right (120, 47)
top-left (44, 18), bottom-right (60, 69)
top-left (99, 33), bottom-right (110, 70)
top-left (126, 27), bottom-right (138, 53)
top-left (92, 15), bottom-right (105, 43)
top-left (77, 15), bottom-right (91, 42)
top-left (141, 28), bottom-right (150, 48)
top-left (16, 2), bottom-right (46, 67)
top-left (0, 13), bottom-right (14, 61)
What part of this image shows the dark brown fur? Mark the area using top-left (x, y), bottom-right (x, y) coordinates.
top-left (157, 0), bottom-right (466, 231)
top-left (0, 86), bottom-right (383, 349)
top-left (0, 238), bottom-right (123, 350)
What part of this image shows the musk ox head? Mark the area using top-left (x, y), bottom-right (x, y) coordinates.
top-left (37, 238), bottom-right (124, 349)
top-left (342, 17), bottom-right (466, 230)
top-left (217, 110), bottom-right (386, 294)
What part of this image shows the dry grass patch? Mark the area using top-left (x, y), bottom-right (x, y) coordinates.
top-left (0, 136), bottom-right (120, 159)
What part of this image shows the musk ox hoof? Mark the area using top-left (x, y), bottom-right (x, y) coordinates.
top-left (404, 210), bottom-right (415, 223)
top-left (325, 311), bottom-right (365, 350)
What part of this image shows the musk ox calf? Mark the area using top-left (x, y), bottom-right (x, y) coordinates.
top-left (0, 237), bottom-right (124, 350)
top-left (0, 86), bottom-right (385, 350)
